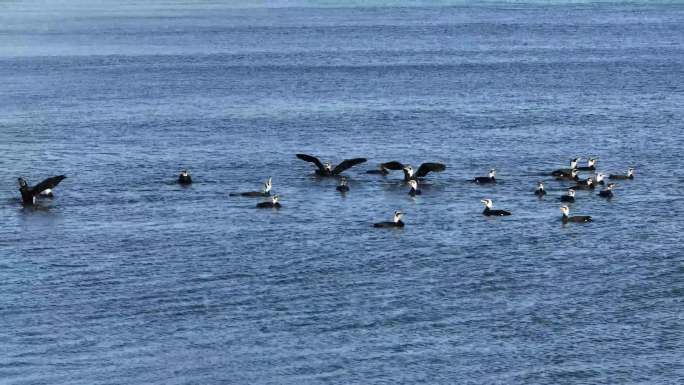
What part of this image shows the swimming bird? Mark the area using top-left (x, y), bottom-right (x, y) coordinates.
top-left (381, 161), bottom-right (446, 181)
top-left (178, 169), bottom-right (192, 185)
top-left (481, 199), bottom-right (511, 216)
top-left (336, 177), bottom-right (350, 193)
top-left (598, 183), bottom-right (615, 198)
top-left (575, 172), bottom-right (604, 187)
top-left (230, 177), bottom-right (272, 197)
top-left (577, 157), bottom-right (597, 171)
top-left (373, 210), bottom-right (405, 228)
top-left (474, 169), bottom-right (496, 184)
top-left (534, 182), bottom-right (546, 196)
top-left (555, 169), bottom-right (579, 181)
top-left (560, 189), bottom-right (576, 203)
top-left (570, 178), bottom-right (594, 190)
top-left (296, 153), bottom-right (367, 177)
top-left (366, 163), bottom-right (390, 175)
top-left (551, 158), bottom-right (580, 177)
top-left (17, 175), bottom-right (66, 206)
top-left (609, 168), bottom-right (635, 180)
top-left (256, 194), bottom-right (281, 209)
top-left (560, 205), bottom-right (592, 223)
top-left (408, 179), bottom-right (421, 196)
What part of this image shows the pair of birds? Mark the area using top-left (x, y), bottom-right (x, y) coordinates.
top-left (534, 182), bottom-right (617, 202)
top-left (296, 153), bottom-right (447, 181)
top-left (178, 169), bottom-right (281, 208)
top-left (373, 199), bottom-right (510, 230)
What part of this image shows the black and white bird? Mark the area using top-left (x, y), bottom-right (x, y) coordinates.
top-left (577, 157), bottom-right (597, 171)
top-left (296, 154), bottom-right (367, 177)
top-left (555, 169), bottom-right (579, 182)
top-left (256, 194), bottom-right (281, 209)
top-left (474, 169), bottom-right (496, 184)
top-left (580, 172), bottom-right (606, 186)
top-left (373, 210), bottom-right (405, 228)
top-left (560, 205), bottom-right (592, 223)
top-left (534, 181), bottom-right (546, 196)
top-left (560, 188), bottom-right (576, 203)
top-left (408, 179), bottom-right (421, 196)
top-left (381, 161), bottom-right (446, 181)
top-left (336, 177), bottom-right (350, 193)
top-left (609, 168), bottom-right (635, 180)
top-left (570, 178), bottom-right (595, 190)
top-left (230, 177), bottom-right (272, 197)
top-left (551, 158), bottom-right (580, 177)
top-left (598, 183), bottom-right (616, 198)
top-left (178, 169), bottom-right (192, 185)
top-left (17, 175), bottom-right (66, 206)
top-left (481, 199), bottom-right (511, 216)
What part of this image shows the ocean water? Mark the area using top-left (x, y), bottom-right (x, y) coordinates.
top-left (1, 1), bottom-right (683, 384)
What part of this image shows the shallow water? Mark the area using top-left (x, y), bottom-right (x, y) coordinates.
top-left (1, 1), bottom-right (683, 384)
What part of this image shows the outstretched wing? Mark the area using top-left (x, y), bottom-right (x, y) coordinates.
top-left (30, 175), bottom-right (66, 196)
top-left (380, 161), bottom-right (405, 170)
top-left (416, 162), bottom-right (446, 178)
top-left (296, 153), bottom-right (325, 172)
top-left (332, 158), bottom-right (367, 175)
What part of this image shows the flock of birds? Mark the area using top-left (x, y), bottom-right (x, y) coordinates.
top-left (17, 155), bottom-right (635, 227)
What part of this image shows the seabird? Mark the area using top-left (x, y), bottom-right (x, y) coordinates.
top-left (381, 161), bottom-right (446, 181)
top-left (560, 205), bottom-right (592, 223)
top-left (178, 169), bottom-right (192, 185)
top-left (609, 168), bottom-right (635, 180)
top-left (256, 194), bottom-right (281, 209)
top-left (474, 169), bottom-right (496, 184)
top-left (481, 199), bottom-right (511, 216)
top-left (17, 175), bottom-right (66, 206)
top-left (551, 158), bottom-right (580, 176)
top-left (230, 177), bottom-right (272, 197)
top-left (296, 153), bottom-right (367, 177)
top-left (373, 210), bottom-right (405, 228)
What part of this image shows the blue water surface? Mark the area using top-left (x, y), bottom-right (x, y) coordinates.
top-left (1, 1), bottom-right (683, 384)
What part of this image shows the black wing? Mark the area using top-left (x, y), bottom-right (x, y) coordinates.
top-left (332, 158), bottom-right (367, 175)
top-left (30, 175), bottom-right (66, 196)
top-left (296, 154), bottom-right (325, 172)
top-left (415, 162), bottom-right (446, 178)
top-left (381, 161), bottom-right (405, 170)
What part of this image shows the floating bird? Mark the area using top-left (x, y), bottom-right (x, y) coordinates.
top-left (256, 194), bottom-right (281, 209)
top-left (178, 169), bottom-right (192, 185)
top-left (555, 169), bottom-right (579, 181)
top-left (17, 175), bottom-right (66, 206)
top-left (481, 199), bottom-right (511, 216)
top-left (570, 178), bottom-right (594, 190)
top-left (534, 182), bottom-right (546, 196)
top-left (474, 169), bottom-right (496, 184)
top-left (373, 210), bottom-right (405, 228)
top-left (598, 183), bottom-right (615, 198)
top-left (577, 157), bottom-right (597, 171)
top-left (336, 177), bottom-right (350, 193)
top-left (230, 177), bottom-right (272, 197)
top-left (381, 161), bottom-right (446, 181)
top-left (296, 153), bottom-right (367, 177)
top-left (609, 168), bottom-right (635, 180)
top-left (366, 163), bottom-right (390, 175)
top-left (551, 158), bottom-right (580, 177)
top-left (560, 205), bottom-right (592, 223)
top-left (408, 179), bottom-right (421, 196)
top-left (560, 188), bottom-right (576, 203)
